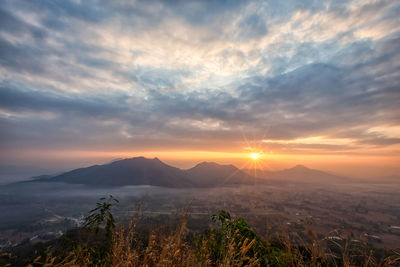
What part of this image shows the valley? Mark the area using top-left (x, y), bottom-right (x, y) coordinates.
top-left (1, 178), bottom-right (399, 250)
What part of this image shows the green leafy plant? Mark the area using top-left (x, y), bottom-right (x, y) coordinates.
top-left (84, 195), bottom-right (119, 238)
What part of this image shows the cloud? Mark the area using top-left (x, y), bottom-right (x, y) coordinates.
top-left (0, 0), bottom-right (399, 164)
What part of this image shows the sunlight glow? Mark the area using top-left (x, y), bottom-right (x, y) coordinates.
top-left (251, 153), bottom-right (260, 160)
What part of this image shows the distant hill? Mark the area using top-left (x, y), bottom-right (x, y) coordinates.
top-left (49, 157), bottom-right (193, 187)
top-left (185, 162), bottom-right (255, 187)
top-left (248, 165), bottom-right (353, 184)
top-left (41, 157), bottom-right (258, 188)
top-left (26, 158), bottom-right (357, 187)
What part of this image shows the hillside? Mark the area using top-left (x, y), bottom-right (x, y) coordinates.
top-left (185, 161), bottom-right (254, 187)
top-left (41, 157), bottom-right (258, 187)
top-left (49, 157), bottom-right (193, 187)
top-left (249, 165), bottom-right (353, 184)
top-left (27, 158), bottom-right (359, 187)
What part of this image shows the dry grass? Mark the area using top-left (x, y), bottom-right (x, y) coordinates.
top-left (268, 228), bottom-right (400, 267)
top-left (26, 211), bottom-right (400, 267)
top-left (110, 215), bottom-right (259, 267)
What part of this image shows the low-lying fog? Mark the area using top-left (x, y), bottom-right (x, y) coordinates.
top-left (1, 180), bottom-right (399, 248)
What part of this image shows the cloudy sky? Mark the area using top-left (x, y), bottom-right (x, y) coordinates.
top-left (0, 0), bottom-right (399, 180)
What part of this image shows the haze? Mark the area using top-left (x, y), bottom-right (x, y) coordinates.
top-left (1, 0), bottom-right (400, 182)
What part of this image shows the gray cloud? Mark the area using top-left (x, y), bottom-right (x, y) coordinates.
top-left (0, 0), bottom-right (399, 166)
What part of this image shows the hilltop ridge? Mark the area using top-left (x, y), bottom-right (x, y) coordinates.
top-left (27, 157), bottom-right (355, 187)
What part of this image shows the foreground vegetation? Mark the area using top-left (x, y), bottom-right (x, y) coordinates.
top-left (1, 196), bottom-right (399, 266)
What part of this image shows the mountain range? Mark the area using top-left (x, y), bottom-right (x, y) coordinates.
top-left (28, 157), bottom-right (355, 188)
top-left (245, 165), bottom-right (352, 184)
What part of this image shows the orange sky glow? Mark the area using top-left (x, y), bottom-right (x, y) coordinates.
top-left (0, 0), bottom-right (399, 182)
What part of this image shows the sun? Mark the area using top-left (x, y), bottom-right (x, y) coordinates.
top-left (251, 153), bottom-right (260, 160)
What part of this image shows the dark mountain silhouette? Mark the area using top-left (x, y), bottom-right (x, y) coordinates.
top-left (46, 158), bottom-right (258, 187)
top-left (250, 165), bottom-right (353, 184)
top-left (49, 157), bottom-right (193, 187)
top-left (185, 162), bottom-right (255, 187)
top-left (28, 158), bottom-right (357, 187)
top-left (31, 174), bottom-right (53, 181)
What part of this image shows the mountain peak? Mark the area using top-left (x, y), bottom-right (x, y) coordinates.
top-left (38, 157), bottom-right (353, 187)
top-left (50, 156), bottom-right (193, 187)
top-left (115, 157), bottom-right (164, 165)
top-left (46, 157), bottom-right (256, 188)
top-left (202, 161), bottom-right (236, 167)
top-left (195, 161), bottom-right (221, 168)
top-left (291, 164), bottom-right (309, 170)
top-left (186, 161), bottom-right (253, 187)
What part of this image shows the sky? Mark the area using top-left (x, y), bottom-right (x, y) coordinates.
top-left (0, 0), bottom-right (399, 181)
